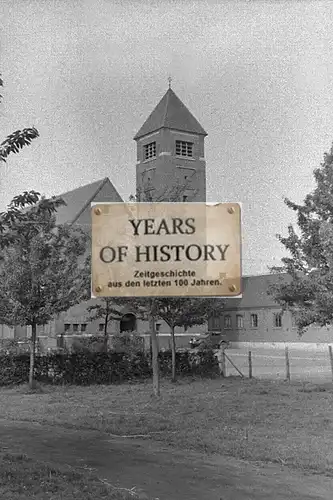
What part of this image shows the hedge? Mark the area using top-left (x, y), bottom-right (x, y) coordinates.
top-left (0, 349), bottom-right (219, 386)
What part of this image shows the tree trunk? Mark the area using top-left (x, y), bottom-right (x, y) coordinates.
top-left (149, 299), bottom-right (160, 397)
top-left (170, 325), bottom-right (177, 383)
top-left (29, 322), bottom-right (37, 389)
top-left (103, 313), bottom-right (109, 352)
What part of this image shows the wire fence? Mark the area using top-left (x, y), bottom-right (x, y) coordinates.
top-left (217, 346), bottom-right (333, 383)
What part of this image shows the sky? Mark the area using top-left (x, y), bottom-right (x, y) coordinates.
top-left (1, 0), bottom-right (333, 276)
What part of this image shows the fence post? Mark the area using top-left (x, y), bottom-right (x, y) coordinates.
top-left (220, 349), bottom-right (226, 378)
top-left (248, 350), bottom-right (252, 379)
top-left (285, 346), bottom-right (290, 382)
top-left (329, 346), bottom-right (333, 382)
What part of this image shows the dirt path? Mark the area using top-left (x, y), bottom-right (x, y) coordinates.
top-left (0, 420), bottom-right (331, 500)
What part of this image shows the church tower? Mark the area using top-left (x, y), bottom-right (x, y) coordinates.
top-left (134, 85), bottom-right (207, 202)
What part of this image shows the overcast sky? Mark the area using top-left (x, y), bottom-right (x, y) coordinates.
top-left (1, 0), bottom-right (333, 275)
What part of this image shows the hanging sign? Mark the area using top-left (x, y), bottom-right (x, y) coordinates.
top-left (91, 202), bottom-right (242, 298)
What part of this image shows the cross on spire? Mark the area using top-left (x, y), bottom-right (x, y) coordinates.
top-left (168, 76), bottom-right (172, 89)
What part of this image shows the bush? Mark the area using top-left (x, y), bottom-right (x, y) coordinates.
top-left (158, 347), bottom-right (219, 377)
top-left (68, 332), bottom-right (146, 355)
top-left (110, 331), bottom-right (145, 355)
top-left (71, 336), bottom-right (105, 353)
top-left (0, 354), bottom-right (30, 385)
top-left (0, 347), bottom-right (219, 386)
top-left (0, 339), bottom-right (30, 356)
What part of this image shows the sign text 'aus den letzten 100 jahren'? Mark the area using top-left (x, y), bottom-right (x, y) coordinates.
top-left (91, 202), bottom-right (242, 298)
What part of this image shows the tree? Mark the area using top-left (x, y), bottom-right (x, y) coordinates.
top-left (0, 76), bottom-right (39, 163)
top-left (127, 177), bottom-right (200, 395)
top-left (121, 296), bottom-right (160, 395)
top-left (122, 296), bottom-right (223, 387)
top-left (0, 191), bottom-right (90, 388)
top-left (131, 172), bottom-right (198, 203)
top-left (148, 298), bottom-right (160, 395)
top-left (151, 297), bottom-right (223, 382)
top-left (269, 142), bottom-right (333, 333)
top-left (87, 297), bottom-right (133, 352)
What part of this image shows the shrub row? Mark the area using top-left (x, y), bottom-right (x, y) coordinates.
top-left (0, 349), bottom-right (219, 386)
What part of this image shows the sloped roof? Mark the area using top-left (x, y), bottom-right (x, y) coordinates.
top-left (54, 177), bottom-right (123, 225)
top-left (134, 88), bottom-right (207, 140)
top-left (224, 273), bottom-right (291, 310)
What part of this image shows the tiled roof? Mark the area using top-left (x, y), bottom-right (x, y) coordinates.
top-left (224, 273), bottom-right (291, 310)
top-left (53, 177), bottom-right (123, 225)
top-left (134, 88), bottom-right (207, 140)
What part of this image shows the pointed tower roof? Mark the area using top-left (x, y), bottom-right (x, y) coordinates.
top-left (134, 88), bottom-right (207, 140)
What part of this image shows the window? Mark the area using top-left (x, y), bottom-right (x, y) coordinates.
top-left (99, 323), bottom-right (104, 332)
top-left (184, 175), bottom-right (188, 180)
top-left (291, 314), bottom-right (297, 328)
top-left (155, 322), bottom-right (161, 333)
top-left (176, 140), bottom-right (193, 157)
top-left (182, 195), bottom-right (188, 202)
top-left (64, 324), bottom-right (71, 332)
top-left (274, 313), bottom-right (282, 328)
top-left (210, 314), bottom-right (221, 331)
top-left (224, 315), bottom-right (232, 329)
top-left (144, 142), bottom-right (156, 160)
top-left (73, 324), bottom-right (79, 333)
top-left (250, 314), bottom-right (258, 328)
top-left (236, 315), bottom-right (243, 329)
top-left (81, 324), bottom-right (87, 333)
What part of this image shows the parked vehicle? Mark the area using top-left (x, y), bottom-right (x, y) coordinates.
top-left (189, 333), bottom-right (230, 350)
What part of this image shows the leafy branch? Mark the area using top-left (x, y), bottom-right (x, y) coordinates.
top-left (0, 75), bottom-right (39, 163)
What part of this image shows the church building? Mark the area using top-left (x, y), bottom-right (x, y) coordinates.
top-left (1, 85), bottom-right (332, 350)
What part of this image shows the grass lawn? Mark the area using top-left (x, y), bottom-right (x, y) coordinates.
top-left (1, 377), bottom-right (333, 477)
top-left (0, 450), bottom-right (149, 499)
